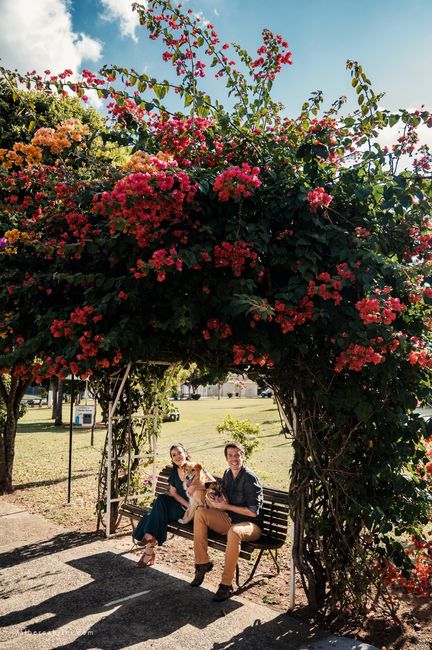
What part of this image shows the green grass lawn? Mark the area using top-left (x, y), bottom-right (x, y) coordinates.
top-left (9, 398), bottom-right (293, 531)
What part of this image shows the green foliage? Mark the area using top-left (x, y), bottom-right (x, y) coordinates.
top-left (0, 375), bottom-right (26, 424)
top-left (0, 78), bottom-right (105, 150)
top-left (216, 413), bottom-right (261, 460)
top-left (93, 363), bottom-right (179, 530)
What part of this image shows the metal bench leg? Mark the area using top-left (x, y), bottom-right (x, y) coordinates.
top-left (267, 548), bottom-right (280, 575)
top-left (236, 548), bottom-right (280, 589)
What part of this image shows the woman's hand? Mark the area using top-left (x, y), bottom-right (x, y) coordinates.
top-left (170, 485), bottom-right (189, 508)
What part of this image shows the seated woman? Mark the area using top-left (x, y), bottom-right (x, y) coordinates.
top-left (133, 442), bottom-right (191, 568)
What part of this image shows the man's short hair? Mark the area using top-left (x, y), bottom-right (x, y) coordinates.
top-left (224, 442), bottom-right (245, 458)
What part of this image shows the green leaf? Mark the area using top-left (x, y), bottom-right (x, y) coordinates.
top-left (153, 84), bottom-right (168, 100)
top-left (184, 92), bottom-right (194, 107)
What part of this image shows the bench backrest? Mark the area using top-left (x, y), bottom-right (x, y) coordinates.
top-left (156, 465), bottom-right (289, 543)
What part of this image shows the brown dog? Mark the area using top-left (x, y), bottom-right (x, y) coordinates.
top-left (178, 462), bottom-right (215, 524)
top-left (205, 481), bottom-right (228, 507)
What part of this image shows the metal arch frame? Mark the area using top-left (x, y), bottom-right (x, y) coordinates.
top-left (105, 360), bottom-right (172, 538)
top-left (273, 390), bottom-right (297, 610)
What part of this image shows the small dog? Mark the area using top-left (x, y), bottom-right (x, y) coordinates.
top-left (205, 481), bottom-right (228, 507)
top-left (178, 462), bottom-right (215, 524)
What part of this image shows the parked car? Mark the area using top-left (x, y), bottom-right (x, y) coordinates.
top-left (22, 395), bottom-right (46, 407)
top-left (178, 392), bottom-right (201, 400)
top-left (259, 388), bottom-right (273, 398)
top-left (162, 405), bottom-right (180, 422)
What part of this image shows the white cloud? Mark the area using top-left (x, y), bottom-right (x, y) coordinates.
top-left (376, 107), bottom-right (432, 148)
top-left (378, 124), bottom-right (432, 150)
top-left (0, 0), bottom-right (102, 76)
top-left (374, 107), bottom-right (432, 169)
top-left (74, 33), bottom-right (104, 64)
top-left (193, 10), bottom-right (211, 27)
top-left (99, 0), bottom-right (142, 43)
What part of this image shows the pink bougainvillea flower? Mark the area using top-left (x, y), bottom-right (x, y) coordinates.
top-left (307, 187), bottom-right (333, 212)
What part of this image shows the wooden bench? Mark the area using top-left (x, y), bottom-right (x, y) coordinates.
top-left (119, 465), bottom-right (290, 588)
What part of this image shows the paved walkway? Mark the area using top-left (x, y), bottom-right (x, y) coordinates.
top-left (0, 500), bottom-right (378, 650)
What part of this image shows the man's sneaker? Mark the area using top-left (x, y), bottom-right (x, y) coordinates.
top-left (190, 561), bottom-right (213, 587)
top-left (212, 583), bottom-right (233, 602)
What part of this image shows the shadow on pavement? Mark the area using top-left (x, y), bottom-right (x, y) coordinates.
top-left (0, 551), bottom-right (243, 649)
top-left (211, 614), bottom-right (329, 650)
top-left (0, 530), bottom-right (100, 569)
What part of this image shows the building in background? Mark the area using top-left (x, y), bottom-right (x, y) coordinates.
top-left (180, 375), bottom-right (258, 398)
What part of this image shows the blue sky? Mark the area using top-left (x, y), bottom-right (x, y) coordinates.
top-left (0, 0), bottom-right (431, 117)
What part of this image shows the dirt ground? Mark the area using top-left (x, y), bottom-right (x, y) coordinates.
top-left (4, 489), bottom-right (431, 650)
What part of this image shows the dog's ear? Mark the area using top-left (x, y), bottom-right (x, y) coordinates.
top-left (195, 463), bottom-right (203, 471)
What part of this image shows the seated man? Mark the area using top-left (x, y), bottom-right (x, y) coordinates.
top-left (191, 441), bottom-right (263, 601)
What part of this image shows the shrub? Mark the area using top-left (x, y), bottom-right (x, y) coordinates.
top-left (216, 413), bottom-right (261, 460)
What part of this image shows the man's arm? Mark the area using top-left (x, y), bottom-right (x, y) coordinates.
top-left (209, 500), bottom-right (257, 517)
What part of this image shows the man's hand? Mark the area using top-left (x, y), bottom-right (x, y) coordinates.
top-left (207, 496), bottom-right (228, 510)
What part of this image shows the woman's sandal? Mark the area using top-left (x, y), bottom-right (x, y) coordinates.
top-left (134, 533), bottom-right (156, 548)
top-left (136, 544), bottom-right (156, 568)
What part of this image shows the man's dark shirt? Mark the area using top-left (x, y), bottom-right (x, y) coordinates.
top-left (221, 465), bottom-right (264, 528)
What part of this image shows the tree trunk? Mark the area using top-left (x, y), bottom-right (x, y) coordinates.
top-left (51, 378), bottom-right (57, 419)
top-left (0, 374), bottom-right (30, 494)
top-left (277, 388), bottom-right (328, 611)
top-left (54, 379), bottom-right (63, 425)
top-left (90, 398), bottom-right (97, 446)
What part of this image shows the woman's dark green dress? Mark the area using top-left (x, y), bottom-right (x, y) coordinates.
top-left (133, 466), bottom-right (187, 545)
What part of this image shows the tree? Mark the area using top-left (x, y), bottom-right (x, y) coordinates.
top-left (0, 374), bottom-right (28, 493)
top-left (0, 81), bottom-right (108, 493)
top-left (54, 379), bottom-right (64, 426)
top-left (185, 366), bottom-right (228, 396)
top-left (0, 77), bottom-right (104, 150)
top-left (0, 0), bottom-right (431, 614)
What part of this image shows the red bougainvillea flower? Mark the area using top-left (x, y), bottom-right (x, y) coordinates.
top-left (232, 344), bottom-right (273, 367)
top-left (213, 163), bottom-right (261, 201)
top-left (213, 241), bottom-right (258, 277)
top-left (307, 187), bottom-right (333, 212)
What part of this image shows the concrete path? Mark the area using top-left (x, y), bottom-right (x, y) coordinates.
top-left (0, 500), bottom-right (378, 650)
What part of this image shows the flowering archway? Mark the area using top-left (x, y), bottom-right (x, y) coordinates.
top-left (0, 0), bottom-right (431, 614)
